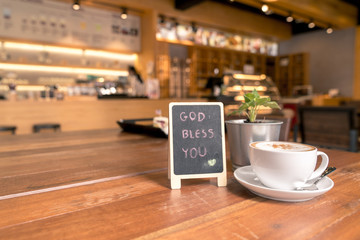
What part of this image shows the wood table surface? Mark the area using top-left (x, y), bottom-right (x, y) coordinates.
top-left (0, 129), bottom-right (359, 239)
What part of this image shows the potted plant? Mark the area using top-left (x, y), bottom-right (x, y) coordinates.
top-left (226, 89), bottom-right (282, 169)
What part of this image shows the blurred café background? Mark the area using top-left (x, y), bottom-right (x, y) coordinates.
top-left (0, 0), bottom-right (359, 148)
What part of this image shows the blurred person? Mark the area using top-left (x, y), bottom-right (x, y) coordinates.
top-left (128, 66), bottom-right (145, 96)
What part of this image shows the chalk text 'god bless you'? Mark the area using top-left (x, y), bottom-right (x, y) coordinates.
top-left (179, 111), bottom-right (214, 159)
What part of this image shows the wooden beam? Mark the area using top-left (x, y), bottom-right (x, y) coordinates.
top-left (175, 0), bottom-right (205, 10)
top-left (234, 0), bottom-right (358, 29)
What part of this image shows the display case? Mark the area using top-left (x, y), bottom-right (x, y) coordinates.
top-left (219, 73), bottom-right (281, 115)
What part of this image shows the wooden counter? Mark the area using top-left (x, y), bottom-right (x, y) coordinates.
top-left (0, 98), bottom-right (204, 135)
top-left (0, 129), bottom-right (359, 239)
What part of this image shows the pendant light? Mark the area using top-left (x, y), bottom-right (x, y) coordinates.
top-left (326, 26), bottom-right (333, 34)
top-left (286, 12), bottom-right (294, 23)
top-left (261, 4), bottom-right (269, 13)
top-left (121, 8), bottom-right (128, 20)
top-left (72, 0), bottom-right (80, 11)
top-left (308, 20), bottom-right (315, 29)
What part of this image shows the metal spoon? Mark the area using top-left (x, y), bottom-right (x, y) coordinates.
top-left (297, 166), bottom-right (336, 191)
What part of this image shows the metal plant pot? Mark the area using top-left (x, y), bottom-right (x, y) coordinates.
top-left (225, 119), bottom-right (283, 169)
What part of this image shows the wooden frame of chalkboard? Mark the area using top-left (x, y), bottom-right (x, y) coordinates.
top-left (169, 102), bottom-right (227, 189)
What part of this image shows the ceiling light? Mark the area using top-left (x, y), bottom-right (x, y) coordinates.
top-left (326, 26), bottom-right (333, 34)
top-left (121, 8), bottom-right (128, 20)
top-left (308, 20), bottom-right (315, 29)
top-left (261, 4), bottom-right (269, 13)
top-left (286, 14), bottom-right (294, 23)
top-left (72, 0), bottom-right (80, 11)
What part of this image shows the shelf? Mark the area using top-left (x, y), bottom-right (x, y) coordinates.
top-left (154, 41), bottom-right (308, 99)
top-left (0, 62), bottom-right (128, 76)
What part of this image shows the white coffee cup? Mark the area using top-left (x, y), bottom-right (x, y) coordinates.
top-left (249, 141), bottom-right (329, 190)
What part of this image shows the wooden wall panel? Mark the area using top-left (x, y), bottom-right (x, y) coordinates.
top-left (354, 27), bottom-right (360, 100)
top-left (0, 98), bottom-right (204, 135)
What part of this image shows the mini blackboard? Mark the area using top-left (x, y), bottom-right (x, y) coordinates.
top-left (169, 102), bottom-right (227, 189)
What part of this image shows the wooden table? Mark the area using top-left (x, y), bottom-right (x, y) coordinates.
top-left (0, 129), bottom-right (359, 239)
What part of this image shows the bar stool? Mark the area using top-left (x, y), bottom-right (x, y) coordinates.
top-left (33, 123), bottom-right (61, 133)
top-left (0, 125), bottom-right (17, 135)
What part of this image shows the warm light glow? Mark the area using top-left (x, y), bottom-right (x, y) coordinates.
top-left (236, 95), bottom-right (270, 101)
top-left (234, 96), bottom-right (245, 101)
top-left (85, 50), bottom-right (137, 61)
top-left (44, 46), bottom-right (83, 55)
top-left (4, 42), bottom-right (82, 54)
top-left (326, 27), bottom-right (333, 34)
top-left (0, 63), bottom-right (128, 76)
top-left (72, 0), bottom-right (80, 10)
top-left (232, 86), bottom-right (242, 91)
top-left (72, 4), bottom-right (80, 10)
top-left (233, 74), bottom-right (266, 80)
top-left (261, 4), bottom-right (269, 13)
top-left (286, 16), bottom-right (294, 23)
top-left (308, 21), bottom-right (315, 29)
top-left (228, 86), bottom-right (267, 92)
top-left (121, 13), bottom-right (128, 20)
top-left (4, 42), bottom-right (44, 51)
top-left (242, 86), bottom-right (267, 91)
top-left (2, 41), bottom-right (137, 60)
top-left (121, 8), bottom-right (128, 20)
top-left (16, 85), bottom-right (46, 91)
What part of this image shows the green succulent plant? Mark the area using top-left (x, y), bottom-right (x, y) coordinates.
top-left (231, 89), bottom-right (280, 122)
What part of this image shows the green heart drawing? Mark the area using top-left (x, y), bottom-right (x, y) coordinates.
top-left (208, 159), bottom-right (216, 166)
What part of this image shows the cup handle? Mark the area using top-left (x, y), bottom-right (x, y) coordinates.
top-left (308, 151), bottom-right (329, 180)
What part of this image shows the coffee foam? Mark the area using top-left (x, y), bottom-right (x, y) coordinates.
top-left (252, 142), bottom-right (315, 152)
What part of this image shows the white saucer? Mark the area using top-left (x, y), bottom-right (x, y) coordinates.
top-left (234, 166), bottom-right (334, 202)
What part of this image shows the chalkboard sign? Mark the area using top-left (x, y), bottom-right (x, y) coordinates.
top-left (169, 102), bottom-right (227, 189)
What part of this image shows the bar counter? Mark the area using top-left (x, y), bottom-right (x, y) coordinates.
top-left (0, 98), bottom-right (204, 135)
top-left (0, 129), bottom-right (360, 239)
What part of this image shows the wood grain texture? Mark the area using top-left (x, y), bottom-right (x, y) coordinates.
top-left (0, 129), bottom-right (168, 196)
top-left (0, 129), bottom-right (359, 239)
top-left (0, 98), bottom-right (203, 135)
